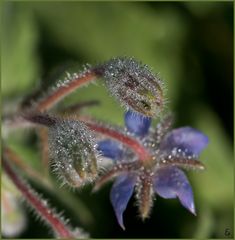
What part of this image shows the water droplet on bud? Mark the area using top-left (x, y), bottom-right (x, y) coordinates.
top-left (48, 119), bottom-right (98, 187)
top-left (102, 57), bottom-right (164, 117)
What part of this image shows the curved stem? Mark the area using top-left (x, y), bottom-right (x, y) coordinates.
top-left (2, 155), bottom-right (74, 238)
top-left (85, 121), bottom-right (151, 161)
top-left (35, 71), bottom-right (99, 112)
top-left (93, 162), bottom-right (139, 192)
top-left (23, 113), bottom-right (152, 162)
top-left (4, 145), bottom-right (93, 229)
top-left (4, 146), bottom-right (51, 188)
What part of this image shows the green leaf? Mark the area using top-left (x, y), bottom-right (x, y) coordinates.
top-left (2, 3), bottom-right (39, 97)
top-left (191, 106), bottom-right (233, 209)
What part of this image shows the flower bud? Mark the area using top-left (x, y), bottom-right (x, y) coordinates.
top-left (102, 57), bottom-right (164, 117)
top-left (49, 119), bottom-right (98, 187)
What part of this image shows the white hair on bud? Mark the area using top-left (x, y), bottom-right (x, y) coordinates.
top-left (103, 57), bottom-right (165, 117)
top-left (48, 119), bottom-right (99, 187)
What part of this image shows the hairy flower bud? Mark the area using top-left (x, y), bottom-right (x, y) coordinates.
top-left (49, 119), bottom-right (99, 187)
top-left (101, 57), bottom-right (164, 117)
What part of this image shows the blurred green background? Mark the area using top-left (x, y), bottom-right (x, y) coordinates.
top-left (2, 1), bottom-right (233, 238)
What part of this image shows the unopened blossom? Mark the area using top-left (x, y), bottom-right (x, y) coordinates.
top-left (101, 57), bottom-right (164, 117)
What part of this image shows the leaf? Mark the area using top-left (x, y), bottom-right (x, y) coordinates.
top-left (191, 106), bottom-right (233, 209)
top-left (2, 3), bottom-right (39, 97)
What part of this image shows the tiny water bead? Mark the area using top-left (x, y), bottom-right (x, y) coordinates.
top-left (4, 55), bottom-right (210, 236)
top-left (48, 119), bottom-right (99, 187)
top-left (28, 57), bottom-right (164, 118)
top-left (102, 57), bottom-right (164, 117)
top-left (124, 110), bottom-right (152, 137)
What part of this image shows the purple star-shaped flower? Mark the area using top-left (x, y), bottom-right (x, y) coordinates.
top-left (96, 110), bottom-right (209, 229)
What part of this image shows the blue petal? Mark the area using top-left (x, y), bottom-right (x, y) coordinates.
top-left (160, 127), bottom-right (209, 156)
top-left (153, 167), bottom-right (195, 215)
top-left (124, 110), bottom-right (151, 137)
top-left (97, 140), bottom-right (124, 160)
top-left (110, 174), bottom-right (136, 229)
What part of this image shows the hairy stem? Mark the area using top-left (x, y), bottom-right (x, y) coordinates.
top-left (4, 146), bottom-right (93, 230)
top-left (4, 146), bottom-right (51, 188)
top-left (93, 162), bottom-right (139, 192)
top-left (2, 155), bottom-right (75, 238)
top-left (24, 113), bottom-right (151, 162)
top-left (159, 157), bottom-right (205, 170)
top-left (35, 71), bottom-right (99, 112)
top-left (76, 115), bottom-right (151, 161)
top-left (84, 121), bottom-right (151, 161)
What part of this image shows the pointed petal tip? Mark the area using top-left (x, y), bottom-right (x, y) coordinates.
top-left (116, 209), bottom-right (126, 230)
top-left (190, 205), bottom-right (196, 216)
top-left (110, 174), bottom-right (135, 232)
top-left (192, 211), bottom-right (197, 216)
top-left (181, 197), bottom-right (196, 216)
top-left (119, 220), bottom-right (126, 231)
top-left (154, 167), bottom-right (197, 217)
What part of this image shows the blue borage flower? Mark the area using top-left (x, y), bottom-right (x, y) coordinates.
top-left (96, 110), bottom-right (209, 230)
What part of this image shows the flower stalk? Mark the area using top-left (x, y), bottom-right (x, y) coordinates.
top-left (85, 121), bottom-right (151, 161)
top-left (35, 71), bottom-right (99, 112)
top-left (23, 113), bottom-right (151, 162)
top-left (2, 154), bottom-right (75, 239)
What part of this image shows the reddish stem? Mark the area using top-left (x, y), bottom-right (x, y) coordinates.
top-left (4, 146), bottom-right (51, 187)
top-left (35, 71), bottom-right (98, 112)
top-left (85, 122), bottom-right (151, 161)
top-left (23, 112), bottom-right (151, 162)
top-left (93, 162), bottom-right (139, 192)
top-left (2, 156), bottom-right (74, 239)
